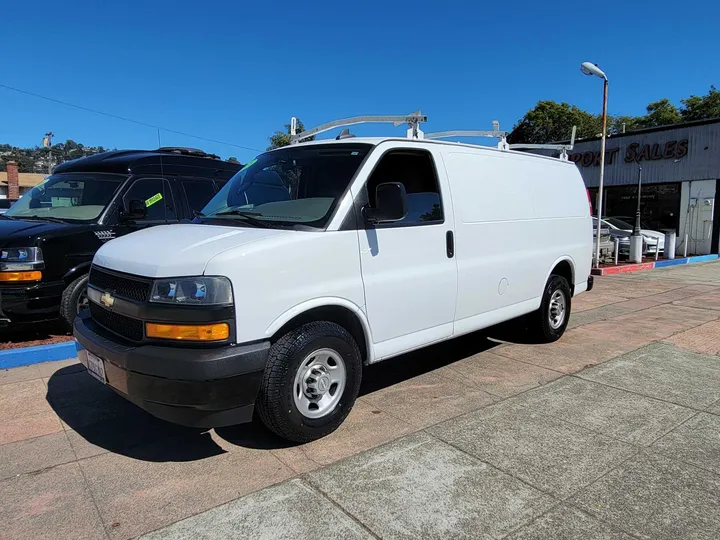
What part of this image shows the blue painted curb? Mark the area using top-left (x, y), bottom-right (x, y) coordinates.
top-left (654, 258), bottom-right (687, 268)
top-left (687, 254), bottom-right (719, 264)
top-left (0, 341), bottom-right (78, 369)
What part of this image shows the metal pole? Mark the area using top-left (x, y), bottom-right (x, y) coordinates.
top-left (634, 165), bottom-right (642, 235)
top-left (614, 238), bottom-right (619, 265)
top-left (594, 78), bottom-right (609, 268)
top-left (684, 234), bottom-right (689, 258)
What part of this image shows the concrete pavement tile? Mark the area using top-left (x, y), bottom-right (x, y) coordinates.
top-left (436, 351), bottom-right (562, 398)
top-left (0, 363), bottom-right (41, 385)
top-left (65, 428), bottom-right (110, 459)
top-left (579, 343), bottom-right (720, 409)
top-left (308, 431), bottom-right (554, 540)
top-left (507, 504), bottom-right (634, 540)
top-left (36, 357), bottom-right (83, 378)
top-left (676, 283), bottom-right (720, 294)
top-left (44, 368), bottom-right (116, 409)
top-left (0, 379), bottom-right (63, 444)
top-left (140, 479), bottom-right (372, 540)
top-left (651, 413), bottom-right (720, 474)
top-left (0, 431), bottom-right (76, 480)
top-left (665, 319), bottom-right (720, 355)
top-left (494, 322), bottom-right (650, 374)
top-left (641, 286), bottom-right (715, 304)
top-left (597, 279), bottom-right (684, 299)
top-left (79, 436), bottom-right (293, 539)
top-left (572, 452), bottom-right (720, 540)
top-left (0, 462), bottom-right (106, 540)
top-left (572, 293), bottom-right (628, 312)
top-left (567, 304), bottom-right (634, 329)
top-left (269, 398), bottom-right (416, 473)
top-left (610, 296), bottom-right (667, 311)
top-left (513, 377), bottom-right (695, 446)
top-left (706, 400), bottom-right (720, 415)
top-left (606, 304), bottom-right (719, 340)
top-left (361, 370), bottom-right (497, 429)
top-left (428, 400), bottom-right (637, 498)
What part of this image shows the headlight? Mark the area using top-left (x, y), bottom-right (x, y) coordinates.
top-left (0, 247), bottom-right (43, 271)
top-left (150, 276), bottom-right (233, 305)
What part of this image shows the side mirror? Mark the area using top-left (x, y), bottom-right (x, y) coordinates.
top-left (363, 182), bottom-right (407, 224)
top-left (121, 199), bottom-right (147, 221)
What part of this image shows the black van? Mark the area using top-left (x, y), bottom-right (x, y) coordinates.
top-left (0, 148), bottom-right (242, 327)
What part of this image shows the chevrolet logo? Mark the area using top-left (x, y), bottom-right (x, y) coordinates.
top-left (100, 291), bottom-right (115, 308)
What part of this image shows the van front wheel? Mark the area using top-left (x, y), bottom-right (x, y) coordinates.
top-left (256, 321), bottom-right (362, 443)
top-left (60, 274), bottom-right (89, 330)
top-left (531, 274), bottom-right (571, 343)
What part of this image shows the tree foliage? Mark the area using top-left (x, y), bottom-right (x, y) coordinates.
top-left (681, 85), bottom-right (720, 121)
top-left (508, 86), bottom-right (719, 144)
top-left (0, 140), bottom-right (110, 172)
top-left (267, 118), bottom-right (315, 150)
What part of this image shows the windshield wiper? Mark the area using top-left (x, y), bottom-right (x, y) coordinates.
top-left (24, 215), bottom-right (67, 224)
top-left (0, 214), bottom-right (17, 220)
top-left (208, 209), bottom-right (271, 228)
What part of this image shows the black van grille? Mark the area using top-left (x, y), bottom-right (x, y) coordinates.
top-left (89, 266), bottom-right (151, 302)
top-left (89, 302), bottom-right (144, 342)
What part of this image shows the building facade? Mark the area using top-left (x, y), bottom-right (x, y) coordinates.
top-left (565, 118), bottom-right (720, 255)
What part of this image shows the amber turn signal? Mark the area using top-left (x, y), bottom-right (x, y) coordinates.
top-left (0, 271), bottom-right (42, 282)
top-left (145, 322), bottom-right (230, 341)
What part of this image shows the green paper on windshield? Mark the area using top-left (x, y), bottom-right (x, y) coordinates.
top-left (145, 193), bottom-right (163, 207)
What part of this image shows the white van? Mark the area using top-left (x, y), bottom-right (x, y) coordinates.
top-left (74, 119), bottom-right (593, 442)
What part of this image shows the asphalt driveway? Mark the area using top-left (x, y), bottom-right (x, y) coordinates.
top-left (2, 261), bottom-right (720, 539)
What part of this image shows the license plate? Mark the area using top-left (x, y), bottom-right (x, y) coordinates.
top-left (86, 351), bottom-right (107, 384)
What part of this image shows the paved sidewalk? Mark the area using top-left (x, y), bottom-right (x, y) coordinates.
top-left (2, 262), bottom-right (720, 539)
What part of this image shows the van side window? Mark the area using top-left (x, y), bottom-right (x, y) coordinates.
top-left (123, 178), bottom-right (177, 222)
top-left (182, 180), bottom-right (216, 215)
top-left (366, 150), bottom-right (443, 225)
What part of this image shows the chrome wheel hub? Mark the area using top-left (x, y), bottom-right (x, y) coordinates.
top-left (293, 348), bottom-right (346, 419)
top-left (548, 290), bottom-right (566, 329)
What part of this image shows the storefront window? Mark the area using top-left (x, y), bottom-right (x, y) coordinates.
top-left (589, 183), bottom-right (680, 232)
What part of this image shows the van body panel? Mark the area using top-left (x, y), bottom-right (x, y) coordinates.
top-left (348, 142), bottom-right (458, 354)
top-left (203, 230), bottom-right (365, 346)
top-left (442, 148), bottom-right (591, 324)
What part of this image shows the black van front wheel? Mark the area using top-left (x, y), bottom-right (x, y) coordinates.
top-left (60, 274), bottom-right (89, 329)
top-left (256, 321), bottom-right (363, 443)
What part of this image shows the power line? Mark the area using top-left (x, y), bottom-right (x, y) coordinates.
top-left (0, 83), bottom-right (262, 153)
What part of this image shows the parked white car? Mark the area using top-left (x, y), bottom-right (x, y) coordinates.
top-left (74, 128), bottom-right (593, 442)
top-left (603, 217), bottom-right (664, 255)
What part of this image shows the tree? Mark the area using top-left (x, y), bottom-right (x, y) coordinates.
top-left (267, 118), bottom-right (315, 150)
top-left (680, 85), bottom-right (720, 121)
top-left (507, 101), bottom-right (603, 144)
top-left (636, 99), bottom-right (681, 128)
top-left (227, 157), bottom-right (240, 164)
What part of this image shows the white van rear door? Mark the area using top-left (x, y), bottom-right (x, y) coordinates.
top-left (355, 146), bottom-right (457, 360)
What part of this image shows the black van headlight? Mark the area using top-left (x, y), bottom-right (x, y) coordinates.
top-left (150, 276), bottom-right (233, 305)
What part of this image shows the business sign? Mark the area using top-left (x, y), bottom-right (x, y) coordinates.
top-left (569, 139), bottom-right (689, 167)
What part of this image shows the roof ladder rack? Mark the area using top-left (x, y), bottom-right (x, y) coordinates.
top-left (507, 126), bottom-right (577, 161)
top-left (289, 111), bottom-right (428, 145)
top-left (425, 121), bottom-right (509, 150)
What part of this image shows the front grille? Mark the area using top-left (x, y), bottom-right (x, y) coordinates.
top-left (89, 302), bottom-right (144, 342)
top-left (89, 266), bottom-right (151, 302)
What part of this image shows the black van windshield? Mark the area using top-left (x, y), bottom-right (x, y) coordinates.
top-left (199, 144), bottom-right (371, 229)
top-left (6, 173), bottom-right (123, 222)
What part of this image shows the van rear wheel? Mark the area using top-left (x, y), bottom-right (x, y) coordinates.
top-left (256, 321), bottom-right (362, 443)
top-left (531, 274), bottom-right (571, 343)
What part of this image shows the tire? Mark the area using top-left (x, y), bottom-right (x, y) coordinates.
top-left (60, 274), bottom-right (89, 330)
top-left (256, 321), bottom-right (363, 443)
top-left (531, 274), bottom-right (572, 343)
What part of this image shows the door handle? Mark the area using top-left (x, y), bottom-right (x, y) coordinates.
top-left (446, 230), bottom-right (454, 258)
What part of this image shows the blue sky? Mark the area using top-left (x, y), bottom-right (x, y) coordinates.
top-left (2, 0), bottom-right (718, 161)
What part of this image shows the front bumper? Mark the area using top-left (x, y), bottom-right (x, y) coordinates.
top-left (73, 311), bottom-right (270, 428)
top-left (0, 280), bottom-right (65, 325)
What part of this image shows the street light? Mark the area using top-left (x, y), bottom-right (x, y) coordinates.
top-left (581, 62), bottom-right (609, 268)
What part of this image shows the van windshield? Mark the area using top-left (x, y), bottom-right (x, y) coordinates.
top-left (199, 143), bottom-right (371, 229)
top-left (5, 173), bottom-right (123, 222)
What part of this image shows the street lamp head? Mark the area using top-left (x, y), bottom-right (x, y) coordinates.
top-left (580, 62), bottom-right (607, 81)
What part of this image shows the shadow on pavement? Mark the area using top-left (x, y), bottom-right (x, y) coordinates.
top-left (47, 317), bottom-right (537, 459)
